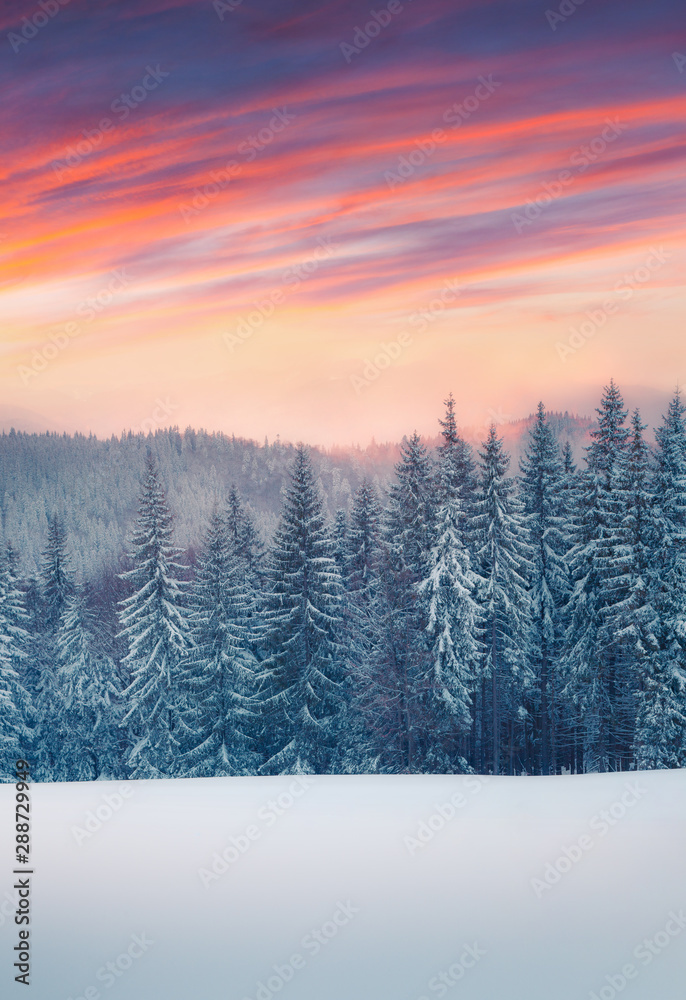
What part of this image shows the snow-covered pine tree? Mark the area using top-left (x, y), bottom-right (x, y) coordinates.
top-left (55, 592), bottom-right (124, 780)
top-left (0, 552), bottom-right (33, 780)
top-left (386, 431), bottom-right (436, 582)
top-left (559, 440), bottom-right (580, 553)
top-left (350, 537), bottom-right (433, 773)
top-left (223, 484), bottom-right (265, 647)
top-left (555, 440), bottom-right (584, 772)
top-left (474, 425), bottom-right (532, 775)
top-left (519, 402), bottom-right (568, 774)
top-left (33, 515), bottom-right (75, 780)
top-left (180, 506), bottom-right (261, 777)
top-left (418, 407), bottom-right (480, 772)
top-left (563, 467), bottom-right (602, 773)
top-left (42, 514), bottom-right (74, 628)
top-left (437, 392), bottom-right (478, 552)
top-left (605, 409), bottom-right (660, 765)
top-left (346, 478), bottom-right (382, 600)
top-left (259, 445), bottom-right (346, 774)
top-left (225, 484), bottom-right (265, 587)
top-left (562, 440), bottom-right (575, 476)
top-left (634, 391), bottom-right (686, 767)
top-left (564, 380), bottom-right (629, 772)
top-left (118, 452), bottom-right (192, 778)
top-left (19, 577), bottom-right (43, 702)
top-left (340, 478), bottom-right (385, 772)
top-left (589, 381), bottom-right (635, 768)
top-left (359, 431), bottom-right (439, 772)
top-left (332, 509), bottom-right (349, 576)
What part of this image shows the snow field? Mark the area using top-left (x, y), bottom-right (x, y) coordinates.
top-left (1, 768), bottom-right (685, 999)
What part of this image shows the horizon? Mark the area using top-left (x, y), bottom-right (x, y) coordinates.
top-left (0, 389), bottom-right (673, 454)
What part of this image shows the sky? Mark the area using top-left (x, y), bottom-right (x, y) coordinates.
top-left (1, 0), bottom-right (685, 445)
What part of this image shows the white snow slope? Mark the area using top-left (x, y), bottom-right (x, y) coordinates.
top-left (1, 770), bottom-right (685, 999)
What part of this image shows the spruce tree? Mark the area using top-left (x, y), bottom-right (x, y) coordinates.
top-left (259, 446), bottom-right (345, 774)
top-left (362, 432), bottom-right (439, 772)
top-left (519, 403), bottom-right (568, 774)
top-left (226, 484), bottom-right (265, 588)
top-left (118, 453), bottom-right (192, 778)
top-left (341, 479), bottom-right (385, 772)
top-left (437, 393), bottom-right (478, 552)
top-left (350, 539), bottom-right (433, 773)
top-left (556, 440), bottom-right (583, 772)
top-left (386, 432), bottom-right (436, 581)
top-left (562, 440), bottom-right (575, 476)
top-left (418, 430), bottom-right (480, 772)
top-left (181, 507), bottom-right (261, 777)
top-left (33, 516), bottom-right (74, 780)
top-left (607, 410), bottom-right (660, 764)
top-left (474, 425), bottom-right (532, 774)
top-left (0, 553), bottom-right (32, 780)
top-left (42, 514), bottom-right (73, 628)
top-left (55, 592), bottom-right (124, 780)
top-left (346, 478), bottom-right (382, 600)
top-left (634, 391), bottom-right (686, 767)
top-left (332, 509), bottom-right (349, 575)
top-left (564, 380), bottom-right (629, 772)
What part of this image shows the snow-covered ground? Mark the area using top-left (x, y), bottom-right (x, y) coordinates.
top-left (1, 770), bottom-right (685, 999)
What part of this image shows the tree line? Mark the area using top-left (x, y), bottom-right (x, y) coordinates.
top-left (1, 379), bottom-right (685, 780)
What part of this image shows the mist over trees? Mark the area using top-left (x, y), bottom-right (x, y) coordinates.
top-left (1, 381), bottom-right (685, 780)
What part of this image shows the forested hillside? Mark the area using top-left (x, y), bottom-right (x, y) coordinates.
top-left (0, 412), bottom-right (591, 580)
top-left (0, 429), bottom-right (372, 580)
top-left (1, 385), bottom-right (683, 781)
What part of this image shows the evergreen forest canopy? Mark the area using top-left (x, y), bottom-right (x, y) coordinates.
top-left (0, 380), bottom-right (684, 780)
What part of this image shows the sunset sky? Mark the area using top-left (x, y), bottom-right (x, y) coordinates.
top-left (1, 0), bottom-right (685, 445)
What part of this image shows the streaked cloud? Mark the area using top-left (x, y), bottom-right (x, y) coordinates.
top-left (1, 0), bottom-right (684, 442)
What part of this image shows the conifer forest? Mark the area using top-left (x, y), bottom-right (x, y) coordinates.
top-left (1, 380), bottom-right (685, 781)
